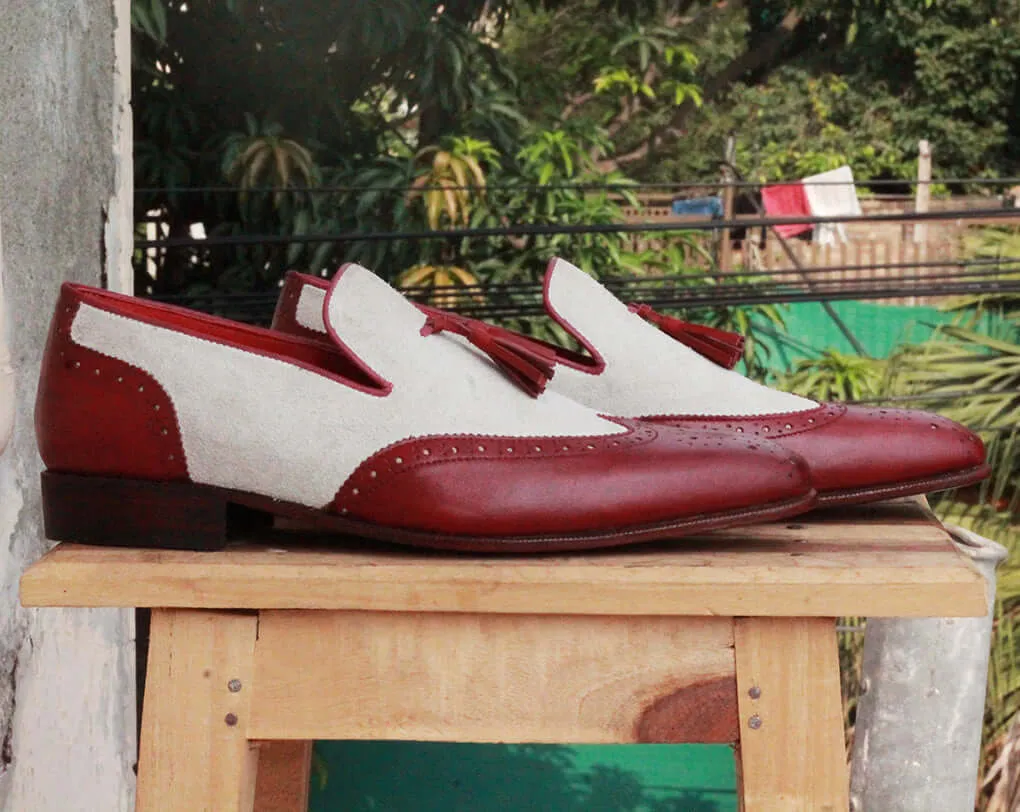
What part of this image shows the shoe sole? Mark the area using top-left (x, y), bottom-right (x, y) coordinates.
top-left (815, 463), bottom-right (992, 508)
top-left (41, 470), bottom-right (817, 553)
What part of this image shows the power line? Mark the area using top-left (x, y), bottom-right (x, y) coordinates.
top-left (426, 280), bottom-right (1020, 316)
top-left (305, 256), bottom-right (1020, 291)
top-left (392, 268), bottom-right (1020, 302)
top-left (610, 268), bottom-right (1020, 296)
top-left (133, 205), bottom-right (1020, 249)
top-left (147, 277), bottom-right (1020, 319)
top-left (144, 260), bottom-right (1020, 307)
top-left (133, 177), bottom-right (1020, 195)
top-left (399, 256), bottom-right (1020, 291)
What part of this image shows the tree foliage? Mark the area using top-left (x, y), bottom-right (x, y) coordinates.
top-left (503, 0), bottom-right (1020, 181)
top-left (776, 348), bottom-right (887, 401)
top-left (133, 0), bottom-right (524, 293)
top-left (133, 0), bottom-right (1020, 298)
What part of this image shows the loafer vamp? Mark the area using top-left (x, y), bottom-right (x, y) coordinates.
top-left (336, 421), bottom-right (813, 537)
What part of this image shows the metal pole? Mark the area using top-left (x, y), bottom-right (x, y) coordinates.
top-left (719, 162), bottom-right (871, 356)
top-left (850, 524), bottom-right (1007, 811)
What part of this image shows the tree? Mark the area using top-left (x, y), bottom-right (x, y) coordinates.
top-left (503, 0), bottom-right (1020, 180)
top-left (133, 0), bottom-right (1020, 298)
top-left (132, 0), bottom-right (524, 294)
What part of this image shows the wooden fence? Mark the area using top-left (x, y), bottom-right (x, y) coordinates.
top-left (751, 235), bottom-right (961, 306)
top-left (615, 193), bottom-right (1015, 305)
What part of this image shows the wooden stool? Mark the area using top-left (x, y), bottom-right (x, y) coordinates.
top-left (20, 498), bottom-right (986, 812)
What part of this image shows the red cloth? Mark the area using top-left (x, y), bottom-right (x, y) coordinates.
top-left (761, 183), bottom-right (813, 238)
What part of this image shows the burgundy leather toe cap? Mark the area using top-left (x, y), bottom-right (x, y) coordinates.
top-left (645, 404), bottom-right (986, 496)
top-left (776, 405), bottom-right (985, 493)
top-left (334, 420), bottom-right (812, 537)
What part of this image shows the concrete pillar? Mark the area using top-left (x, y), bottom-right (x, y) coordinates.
top-left (850, 525), bottom-right (1007, 811)
top-left (0, 1), bottom-right (136, 810)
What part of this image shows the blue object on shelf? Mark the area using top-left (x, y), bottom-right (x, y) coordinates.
top-left (671, 196), bottom-right (724, 218)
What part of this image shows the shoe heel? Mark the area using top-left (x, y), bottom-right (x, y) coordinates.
top-left (41, 471), bottom-right (235, 551)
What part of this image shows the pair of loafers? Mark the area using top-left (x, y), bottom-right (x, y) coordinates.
top-left (36, 258), bottom-right (988, 552)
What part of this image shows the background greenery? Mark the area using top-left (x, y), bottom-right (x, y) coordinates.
top-left (133, 0), bottom-right (1020, 296)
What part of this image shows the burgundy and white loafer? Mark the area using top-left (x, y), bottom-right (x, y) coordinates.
top-left (274, 259), bottom-right (989, 507)
top-left (35, 264), bottom-right (816, 553)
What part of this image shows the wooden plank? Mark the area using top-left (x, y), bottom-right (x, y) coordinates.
top-left (734, 617), bottom-right (849, 811)
top-left (20, 537), bottom-right (985, 617)
top-left (19, 542), bottom-right (983, 616)
top-left (137, 609), bottom-right (259, 812)
top-left (254, 741), bottom-right (312, 812)
top-left (21, 500), bottom-right (986, 617)
top-left (249, 611), bottom-right (737, 743)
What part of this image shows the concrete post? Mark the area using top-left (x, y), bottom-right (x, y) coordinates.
top-left (0, 1), bottom-right (136, 810)
top-left (913, 139), bottom-right (932, 246)
top-left (0, 222), bottom-right (13, 457)
top-left (850, 524), bottom-right (1007, 812)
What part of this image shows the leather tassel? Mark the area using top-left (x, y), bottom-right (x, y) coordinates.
top-left (421, 313), bottom-right (557, 397)
top-left (628, 303), bottom-right (745, 369)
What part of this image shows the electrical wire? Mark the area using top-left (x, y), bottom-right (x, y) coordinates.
top-left (147, 277), bottom-right (1020, 320)
top-left (389, 275), bottom-right (1018, 311)
top-left (209, 256), bottom-right (1020, 293)
top-left (145, 261), bottom-right (1020, 306)
top-left (133, 177), bottom-right (1020, 195)
top-left (416, 284), bottom-right (1020, 317)
top-left (133, 205), bottom-right (1020, 249)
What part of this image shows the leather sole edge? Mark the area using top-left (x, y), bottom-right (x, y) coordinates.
top-left (815, 463), bottom-right (992, 508)
top-left (41, 470), bottom-right (818, 554)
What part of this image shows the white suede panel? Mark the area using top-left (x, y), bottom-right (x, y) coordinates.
top-left (307, 269), bottom-right (508, 382)
top-left (295, 285), bottom-right (327, 333)
top-left (325, 265), bottom-right (624, 428)
top-left (544, 258), bottom-right (817, 417)
top-left (71, 294), bottom-right (620, 507)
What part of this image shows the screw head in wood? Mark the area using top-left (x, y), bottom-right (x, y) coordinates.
top-left (748, 686), bottom-right (761, 699)
top-left (748, 714), bottom-right (762, 730)
top-left (225, 713), bottom-right (238, 727)
top-left (228, 679), bottom-right (242, 693)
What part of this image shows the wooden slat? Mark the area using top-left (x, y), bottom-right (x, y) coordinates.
top-left (249, 610), bottom-right (736, 743)
top-left (734, 617), bottom-right (849, 811)
top-left (137, 609), bottom-right (260, 812)
top-left (253, 741), bottom-right (312, 812)
top-left (21, 499), bottom-right (986, 617)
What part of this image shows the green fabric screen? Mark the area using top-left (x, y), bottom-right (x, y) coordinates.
top-left (309, 743), bottom-right (738, 812)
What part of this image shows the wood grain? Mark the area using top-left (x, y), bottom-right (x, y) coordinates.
top-left (249, 610), bottom-right (736, 743)
top-left (636, 676), bottom-right (739, 743)
top-left (137, 609), bottom-right (259, 812)
top-left (253, 741), bottom-right (312, 812)
top-left (734, 617), bottom-right (849, 812)
top-left (21, 500), bottom-right (986, 618)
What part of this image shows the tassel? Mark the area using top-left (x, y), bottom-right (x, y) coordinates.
top-left (421, 313), bottom-right (557, 397)
top-left (628, 303), bottom-right (745, 369)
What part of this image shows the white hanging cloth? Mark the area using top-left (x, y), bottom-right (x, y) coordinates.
top-left (802, 165), bottom-right (862, 245)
